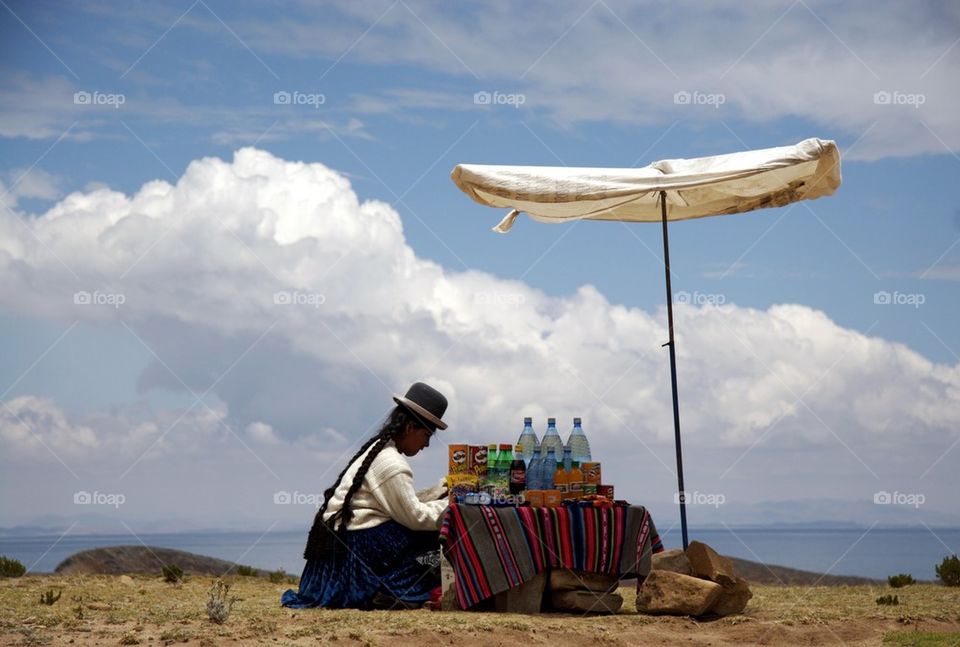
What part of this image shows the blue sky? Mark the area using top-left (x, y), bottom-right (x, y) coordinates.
top-left (1, 1), bottom-right (958, 536)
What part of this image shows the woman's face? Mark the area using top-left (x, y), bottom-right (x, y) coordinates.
top-left (394, 420), bottom-right (434, 457)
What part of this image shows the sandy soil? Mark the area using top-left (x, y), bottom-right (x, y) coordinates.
top-left (2, 574), bottom-right (959, 646)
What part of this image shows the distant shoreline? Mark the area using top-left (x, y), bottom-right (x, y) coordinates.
top-left (4, 523), bottom-right (959, 538)
top-left (44, 545), bottom-right (885, 586)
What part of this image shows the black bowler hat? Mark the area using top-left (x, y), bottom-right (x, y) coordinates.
top-left (393, 382), bottom-right (448, 431)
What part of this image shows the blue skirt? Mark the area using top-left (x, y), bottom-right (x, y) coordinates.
top-left (280, 520), bottom-right (440, 609)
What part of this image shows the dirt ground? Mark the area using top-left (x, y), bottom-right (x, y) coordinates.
top-left (2, 574), bottom-right (959, 646)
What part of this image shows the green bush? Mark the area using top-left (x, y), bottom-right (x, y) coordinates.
top-left (875, 594), bottom-right (899, 605)
top-left (39, 588), bottom-right (62, 605)
top-left (935, 555), bottom-right (960, 587)
top-left (0, 555), bottom-right (26, 578)
top-left (268, 568), bottom-right (287, 584)
top-left (234, 565), bottom-right (256, 577)
top-left (887, 573), bottom-right (915, 588)
top-left (161, 564), bottom-right (183, 583)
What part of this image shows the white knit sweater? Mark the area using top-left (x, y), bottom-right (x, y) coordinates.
top-left (323, 440), bottom-right (448, 532)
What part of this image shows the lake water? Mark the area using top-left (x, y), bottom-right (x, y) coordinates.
top-left (2, 526), bottom-right (957, 581)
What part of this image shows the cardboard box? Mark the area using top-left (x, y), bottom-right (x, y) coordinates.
top-left (467, 445), bottom-right (488, 478)
top-left (543, 490), bottom-right (562, 508)
top-left (525, 490), bottom-right (544, 507)
top-left (583, 462), bottom-right (602, 484)
top-left (448, 444), bottom-right (468, 473)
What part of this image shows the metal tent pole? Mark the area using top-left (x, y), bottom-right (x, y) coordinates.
top-left (659, 190), bottom-right (689, 550)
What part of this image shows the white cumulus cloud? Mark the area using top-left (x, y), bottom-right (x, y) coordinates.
top-left (0, 147), bottom-right (957, 480)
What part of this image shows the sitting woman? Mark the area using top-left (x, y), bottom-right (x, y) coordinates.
top-left (281, 382), bottom-right (450, 610)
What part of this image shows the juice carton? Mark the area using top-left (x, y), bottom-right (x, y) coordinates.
top-left (525, 490), bottom-right (545, 507)
top-left (543, 490), bottom-right (562, 508)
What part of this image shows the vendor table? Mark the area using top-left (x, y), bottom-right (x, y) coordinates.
top-left (439, 502), bottom-right (663, 610)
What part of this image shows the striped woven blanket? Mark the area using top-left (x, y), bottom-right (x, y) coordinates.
top-left (439, 503), bottom-right (663, 609)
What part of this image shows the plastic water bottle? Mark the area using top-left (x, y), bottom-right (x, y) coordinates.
top-left (561, 446), bottom-right (573, 473)
top-left (526, 446), bottom-right (543, 490)
top-left (540, 445), bottom-right (557, 490)
top-left (540, 417), bottom-right (563, 457)
top-left (515, 417), bottom-right (539, 465)
top-left (566, 417), bottom-right (592, 464)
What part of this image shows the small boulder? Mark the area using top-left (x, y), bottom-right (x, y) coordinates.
top-left (119, 575), bottom-right (134, 586)
top-left (636, 570), bottom-right (722, 617)
top-left (548, 569), bottom-right (619, 593)
top-left (493, 571), bottom-right (545, 615)
top-left (686, 541), bottom-right (737, 586)
top-left (550, 589), bottom-right (623, 614)
top-left (710, 576), bottom-right (753, 616)
top-left (651, 548), bottom-right (692, 575)
top-left (86, 602), bottom-right (111, 611)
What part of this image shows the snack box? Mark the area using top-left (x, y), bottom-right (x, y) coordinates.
top-left (448, 444), bottom-right (468, 473)
top-left (598, 484), bottom-right (614, 499)
top-left (467, 445), bottom-right (488, 477)
top-left (447, 473), bottom-right (478, 501)
top-left (583, 462), bottom-right (602, 484)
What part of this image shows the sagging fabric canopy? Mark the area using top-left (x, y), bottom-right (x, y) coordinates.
top-left (451, 137), bottom-right (841, 233)
top-left (449, 137), bottom-right (842, 550)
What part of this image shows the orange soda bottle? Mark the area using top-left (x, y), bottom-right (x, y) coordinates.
top-left (568, 461), bottom-right (584, 499)
top-left (554, 461), bottom-right (569, 499)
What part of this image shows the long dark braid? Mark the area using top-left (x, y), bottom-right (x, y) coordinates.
top-left (303, 406), bottom-right (413, 559)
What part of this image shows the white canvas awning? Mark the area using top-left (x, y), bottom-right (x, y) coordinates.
top-left (449, 136), bottom-right (843, 549)
top-left (451, 137), bottom-right (841, 233)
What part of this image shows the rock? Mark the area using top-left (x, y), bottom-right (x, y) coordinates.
top-left (493, 571), bottom-right (545, 615)
top-left (686, 541), bottom-right (737, 586)
top-left (636, 570), bottom-right (722, 617)
top-left (651, 548), bottom-right (692, 575)
top-left (119, 575), bottom-right (134, 586)
top-left (549, 589), bottom-right (623, 614)
top-left (709, 576), bottom-right (753, 616)
top-left (548, 569), bottom-right (619, 593)
top-left (86, 602), bottom-right (111, 610)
